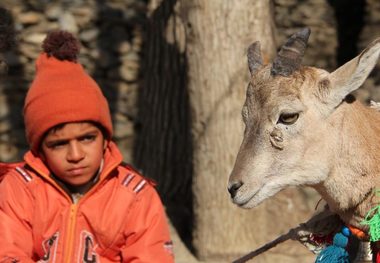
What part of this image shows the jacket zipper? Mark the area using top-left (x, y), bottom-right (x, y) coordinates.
top-left (62, 165), bottom-right (115, 263)
top-left (31, 163), bottom-right (117, 262)
top-left (63, 204), bottom-right (78, 263)
top-left (30, 166), bottom-right (78, 262)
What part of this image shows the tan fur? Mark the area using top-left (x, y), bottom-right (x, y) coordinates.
top-left (228, 38), bottom-right (380, 233)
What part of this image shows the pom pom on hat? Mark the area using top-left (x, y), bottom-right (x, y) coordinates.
top-left (42, 31), bottom-right (80, 62)
top-left (24, 30), bottom-right (113, 154)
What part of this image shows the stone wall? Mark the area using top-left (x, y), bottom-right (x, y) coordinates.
top-left (0, 0), bottom-right (145, 162)
top-left (274, 0), bottom-right (380, 102)
top-left (1, 0), bottom-right (379, 162)
top-left (274, 0), bottom-right (338, 70)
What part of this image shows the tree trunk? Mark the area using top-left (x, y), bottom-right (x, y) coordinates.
top-left (177, 0), bottom-right (277, 259)
top-left (136, 0), bottom-right (318, 261)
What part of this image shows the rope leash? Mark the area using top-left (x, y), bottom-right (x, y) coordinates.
top-left (232, 229), bottom-right (293, 263)
top-left (231, 209), bottom-right (342, 263)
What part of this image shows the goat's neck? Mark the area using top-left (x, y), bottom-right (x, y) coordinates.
top-left (314, 100), bottom-right (380, 229)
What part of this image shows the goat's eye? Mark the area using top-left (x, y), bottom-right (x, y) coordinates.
top-left (278, 113), bottom-right (299, 125)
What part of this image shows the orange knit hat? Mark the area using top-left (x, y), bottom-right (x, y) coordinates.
top-left (24, 31), bottom-right (113, 154)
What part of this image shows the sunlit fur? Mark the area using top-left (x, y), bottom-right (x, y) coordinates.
top-left (228, 39), bottom-right (380, 231)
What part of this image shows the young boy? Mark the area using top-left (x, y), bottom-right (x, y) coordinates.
top-left (0, 31), bottom-right (174, 262)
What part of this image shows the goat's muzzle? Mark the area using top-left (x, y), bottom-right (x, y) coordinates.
top-left (228, 180), bottom-right (243, 198)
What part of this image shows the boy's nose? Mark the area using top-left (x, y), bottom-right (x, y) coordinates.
top-left (67, 142), bottom-right (85, 162)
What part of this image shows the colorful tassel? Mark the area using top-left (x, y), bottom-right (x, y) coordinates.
top-left (359, 190), bottom-right (380, 262)
top-left (314, 227), bottom-right (350, 263)
top-left (361, 198), bottom-right (380, 242)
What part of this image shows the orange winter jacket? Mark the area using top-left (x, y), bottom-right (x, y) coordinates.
top-left (0, 142), bottom-right (174, 263)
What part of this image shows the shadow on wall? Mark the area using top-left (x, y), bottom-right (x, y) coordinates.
top-left (327, 0), bottom-right (380, 102)
top-left (133, 0), bottom-right (195, 253)
top-left (93, 0), bottom-right (147, 163)
top-left (327, 0), bottom-right (366, 66)
top-left (93, 1), bottom-right (128, 139)
top-left (0, 6), bottom-right (28, 162)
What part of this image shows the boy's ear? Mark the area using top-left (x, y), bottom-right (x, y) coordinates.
top-left (327, 38), bottom-right (380, 107)
top-left (39, 146), bottom-right (46, 161)
top-left (39, 152), bottom-right (46, 162)
top-left (103, 140), bottom-right (108, 151)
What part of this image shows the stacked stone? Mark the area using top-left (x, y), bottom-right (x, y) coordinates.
top-left (361, 0), bottom-right (380, 50)
top-left (0, 0), bottom-right (146, 162)
top-left (360, 0), bottom-right (380, 102)
top-left (273, 0), bottom-right (338, 71)
top-left (1, 0), bottom-right (380, 162)
top-left (273, 0), bottom-right (380, 103)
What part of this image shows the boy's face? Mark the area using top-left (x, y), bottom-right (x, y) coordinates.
top-left (40, 122), bottom-right (107, 186)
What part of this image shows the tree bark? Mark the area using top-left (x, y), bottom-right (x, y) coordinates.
top-left (176, 0), bottom-right (278, 259)
top-left (136, 0), bottom-right (318, 261)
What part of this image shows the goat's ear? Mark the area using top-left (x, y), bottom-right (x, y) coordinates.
top-left (328, 38), bottom-right (380, 106)
top-left (247, 42), bottom-right (263, 76)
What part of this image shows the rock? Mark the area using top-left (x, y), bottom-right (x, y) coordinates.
top-left (19, 44), bottom-right (41, 60)
top-left (18, 12), bottom-right (41, 25)
top-left (59, 12), bottom-right (79, 33)
top-left (79, 29), bottom-right (99, 43)
top-left (114, 41), bottom-right (132, 53)
top-left (121, 51), bottom-right (139, 62)
top-left (46, 5), bottom-right (63, 20)
top-left (88, 49), bottom-right (100, 59)
top-left (119, 64), bottom-right (138, 82)
top-left (113, 113), bottom-right (134, 139)
top-left (0, 120), bottom-right (11, 134)
top-left (121, 58), bottom-right (139, 71)
top-left (23, 33), bottom-right (46, 45)
top-left (71, 6), bottom-right (95, 18)
top-left (0, 143), bottom-right (18, 162)
top-left (0, 95), bottom-right (9, 118)
top-left (72, 8), bottom-right (94, 28)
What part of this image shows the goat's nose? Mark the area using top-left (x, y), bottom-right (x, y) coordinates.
top-left (228, 181), bottom-right (243, 198)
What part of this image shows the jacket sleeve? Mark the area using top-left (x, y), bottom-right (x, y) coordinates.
top-left (0, 172), bottom-right (36, 262)
top-left (121, 185), bottom-right (174, 263)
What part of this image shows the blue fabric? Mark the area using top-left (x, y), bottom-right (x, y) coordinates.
top-left (315, 229), bottom-right (350, 263)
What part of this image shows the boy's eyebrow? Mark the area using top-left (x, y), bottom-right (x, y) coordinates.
top-left (77, 129), bottom-right (99, 136)
top-left (44, 129), bottom-right (100, 145)
top-left (44, 138), bottom-right (69, 147)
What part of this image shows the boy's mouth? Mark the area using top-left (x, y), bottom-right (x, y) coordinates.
top-left (67, 167), bottom-right (86, 175)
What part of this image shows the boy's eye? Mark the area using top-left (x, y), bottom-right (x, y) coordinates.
top-left (48, 141), bottom-right (67, 149)
top-left (80, 135), bottom-right (96, 142)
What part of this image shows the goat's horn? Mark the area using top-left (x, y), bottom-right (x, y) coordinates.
top-left (271, 27), bottom-right (311, 77)
top-left (247, 42), bottom-right (263, 76)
